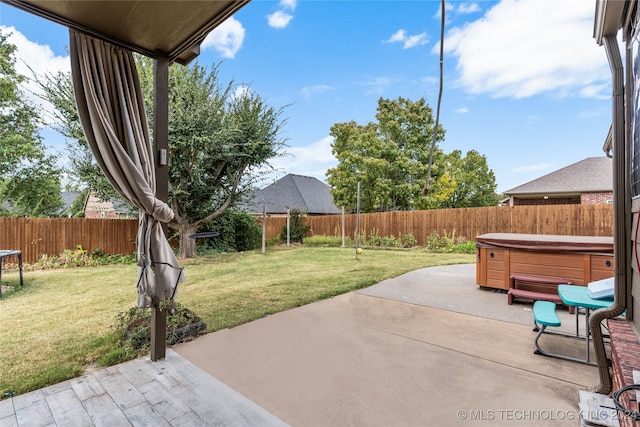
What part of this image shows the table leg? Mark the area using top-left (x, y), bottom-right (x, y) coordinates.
top-left (18, 252), bottom-right (23, 286)
top-left (585, 308), bottom-right (591, 363)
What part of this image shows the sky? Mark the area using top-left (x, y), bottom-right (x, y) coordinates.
top-left (0, 0), bottom-right (614, 193)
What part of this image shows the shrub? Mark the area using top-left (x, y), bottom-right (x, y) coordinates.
top-left (426, 232), bottom-right (455, 251)
top-left (382, 235), bottom-right (400, 248)
top-left (280, 208), bottom-right (311, 243)
top-left (401, 234), bottom-right (417, 248)
top-left (450, 240), bottom-right (476, 253)
top-left (426, 231), bottom-right (475, 253)
top-left (112, 302), bottom-right (207, 354)
top-left (368, 231), bottom-right (383, 247)
top-left (197, 210), bottom-right (262, 254)
top-left (32, 246), bottom-right (135, 270)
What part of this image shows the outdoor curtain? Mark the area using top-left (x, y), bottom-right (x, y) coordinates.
top-left (69, 29), bottom-right (184, 308)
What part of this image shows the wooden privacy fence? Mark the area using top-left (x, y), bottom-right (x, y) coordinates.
top-left (0, 204), bottom-right (613, 264)
top-left (0, 217), bottom-right (138, 264)
top-left (260, 204), bottom-right (614, 247)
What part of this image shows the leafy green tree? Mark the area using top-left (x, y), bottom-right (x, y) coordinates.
top-left (36, 67), bottom-right (119, 203)
top-left (327, 97), bottom-right (499, 212)
top-left (137, 58), bottom-right (286, 258)
top-left (327, 97), bottom-right (445, 212)
top-left (0, 31), bottom-right (63, 217)
top-left (39, 56), bottom-right (286, 257)
top-left (431, 150), bottom-right (500, 208)
top-left (68, 188), bottom-right (90, 218)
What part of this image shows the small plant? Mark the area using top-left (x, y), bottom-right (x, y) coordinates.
top-left (450, 240), bottom-right (476, 253)
top-left (112, 302), bottom-right (207, 355)
top-left (426, 231), bottom-right (455, 251)
top-left (368, 231), bottom-right (383, 247)
top-left (18, 247), bottom-right (136, 271)
top-left (401, 234), bottom-right (417, 248)
top-left (382, 235), bottom-right (400, 248)
top-left (426, 230), bottom-right (475, 253)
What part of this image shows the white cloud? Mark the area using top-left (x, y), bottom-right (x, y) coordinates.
top-left (202, 17), bottom-right (245, 58)
top-left (386, 29), bottom-right (406, 43)
top-left (404, 33), bottom-right (428, 49)
top-left (2, 26), bottom-right (70, 124)
top-left (455, 107), bottom-right (469, 113)
top-left (435, 2), bottom-right (481, 22)
top-left (457, 3), bottom-right (481, 14)
top-left (268, 11), bottom-right (294, 29)
top-left (361, 76), bottom-right (392, 95)
top-left (385, 29), bottom-right (428, 49)
top-left (511, 163), bottom-right (551, 173)
top-left (265, 135), bottom-right (337, 183)
top-left (279, 0), bottom-right (297, 11)
top-left (442, 0), bottom-right (609, 99)
top-left (268, 0), bottom-right (296, 29)
top-left (579, 84), bottom-right (610, 99)
top-left (299, 84), bottom-right (332, 100)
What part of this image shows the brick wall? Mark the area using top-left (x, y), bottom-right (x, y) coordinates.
top-left (512, 196), bottom-right (580, 206)
top-left (511, 192), bottom-right (613, 206)
top-left (581, 192), bottom-right (614, 204)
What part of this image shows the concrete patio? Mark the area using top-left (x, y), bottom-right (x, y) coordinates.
top-left (1, 264), bottom-right (606, 426)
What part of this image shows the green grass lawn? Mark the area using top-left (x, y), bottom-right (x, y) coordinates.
top-left (0, 246), bottom-right (474, 397)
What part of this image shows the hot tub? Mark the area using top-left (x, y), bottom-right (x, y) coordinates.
top-left (475, 233), bottom-right (614, 290)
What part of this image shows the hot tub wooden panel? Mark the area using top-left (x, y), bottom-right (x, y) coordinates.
top-left (476, 233), bottom-right (614, 290)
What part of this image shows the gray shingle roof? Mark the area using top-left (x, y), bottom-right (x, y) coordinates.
top-left (242, 174), bottom-right (341, 215)
top-left (503, 157), bottom-right (612, 195)
top-left (61, 192), bottom-right (79, 211)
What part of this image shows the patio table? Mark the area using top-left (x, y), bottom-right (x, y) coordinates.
top-left (557, 284), bottom-right (614, 364)
top-left (0, 250), bottom-right (23, 297)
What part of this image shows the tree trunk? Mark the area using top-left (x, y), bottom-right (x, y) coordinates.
top-left (177, 223), bottom-right (199, 259)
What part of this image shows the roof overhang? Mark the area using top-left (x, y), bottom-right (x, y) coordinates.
top-left (504, 192), bottom-right (583, 198)
top-left (594, 0), bottom-right (628, 45)
top-left (1, 0), bottom-right (250, 64)
top-left (603, 124), bottom-right (613, 156)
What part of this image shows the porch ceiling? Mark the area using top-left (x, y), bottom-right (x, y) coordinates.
top-left (1, 0), bottom-right (250, 64)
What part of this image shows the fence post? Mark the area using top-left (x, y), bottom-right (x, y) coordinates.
top-left (262, 205), bottom-right (267, 254)
top-left (287, 208), bottom-right (290, 247)
top-left (342, 207), bottom-right (345, 247)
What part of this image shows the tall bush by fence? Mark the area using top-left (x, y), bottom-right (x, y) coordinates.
top-left (1, 204), bottom-right (613, 264)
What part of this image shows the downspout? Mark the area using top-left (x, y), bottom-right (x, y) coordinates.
top-left (591, 33), bottom-right (628, 395)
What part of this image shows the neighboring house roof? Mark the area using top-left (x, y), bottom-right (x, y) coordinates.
top-left (59, 191), bottom-right (80, 217)
top-left (83, 191), bottom-right (136, 218)
top-left (242, 174), bottom-right (341, 215)
top-left (503, 157), bottom-right (613, 196)
top-left (61, 192), bottom-right (79, 210)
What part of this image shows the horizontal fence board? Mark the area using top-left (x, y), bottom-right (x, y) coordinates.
top-left (1, 204), bottom-right (613, 264)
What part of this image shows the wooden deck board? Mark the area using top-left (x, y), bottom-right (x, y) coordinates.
top-left (0, 350), bottom-right (287, 427)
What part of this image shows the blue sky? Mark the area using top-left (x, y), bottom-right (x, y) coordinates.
top-left (1, 0), bottom-right (612, 193)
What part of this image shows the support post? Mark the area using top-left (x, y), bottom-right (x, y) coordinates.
top-left (151, 52), bottom-right (169, 361)
top-left (355, 182), bottom-right (360, 259)
top-left (262, 205), bottom-right (267, 254)
top-left (287, 208), bottom-right (290, 246)
top-left (341, 207), bottom-right (345, 247)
